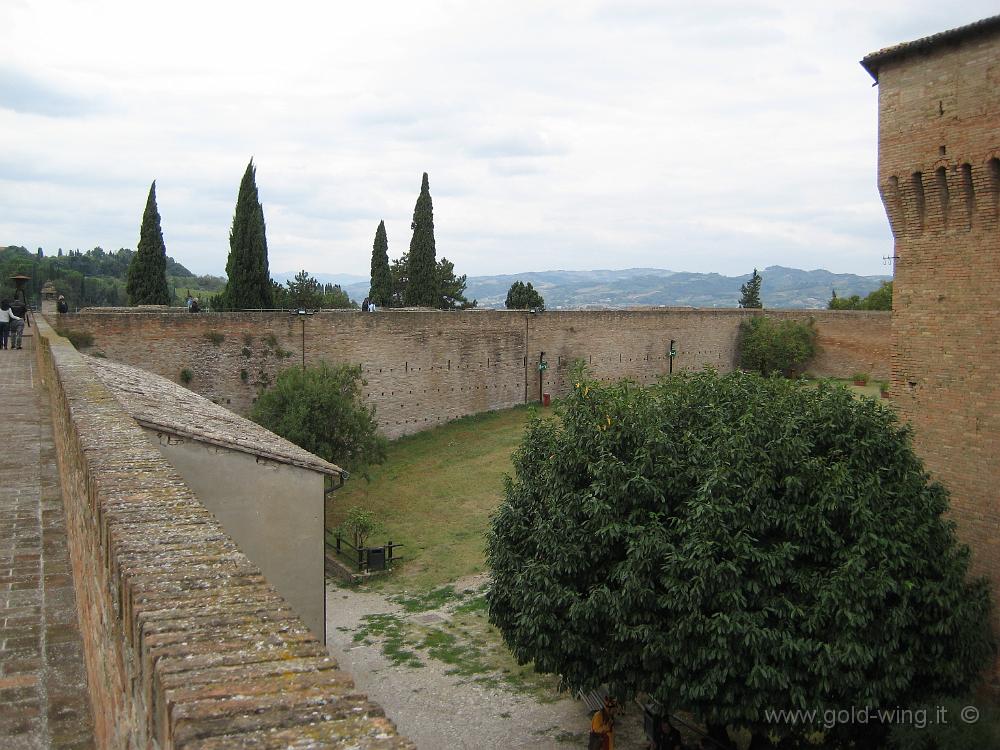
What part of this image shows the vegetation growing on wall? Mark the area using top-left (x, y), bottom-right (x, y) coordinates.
top-left (738, 315), bottom-right (817, 377)
top-left (487, 369), bottom-right (994, 749)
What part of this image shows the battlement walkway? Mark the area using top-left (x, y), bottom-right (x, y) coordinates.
top-left (0, 332), bottom-right (95, 748)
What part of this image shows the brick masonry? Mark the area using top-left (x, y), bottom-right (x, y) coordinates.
top-left (866, 19), bottom-right (1000, 675)
top-left (54, 308), bottom-right (889, 439)
top-left (33, 316), bottom-right (414, 749)
top-left (0, 334), bottom-right (94, 749)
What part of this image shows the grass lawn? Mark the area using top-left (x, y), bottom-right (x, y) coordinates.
top-left (326, 404), bottom-right (552, 591)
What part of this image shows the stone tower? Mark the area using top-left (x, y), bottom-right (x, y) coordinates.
top-left (863, 15), bottom-right (1000, 670)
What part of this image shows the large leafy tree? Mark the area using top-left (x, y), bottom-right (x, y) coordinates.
top-left (250, 362), bottom-right (386, 477)
top-left (505, 280), bottom-right (544, 310)
top-left (404, 172), bottom-right (438, 307)
top-left (739, 268), bottom-right (763, 308)
top-left (487, 370), bottom-right (993, 749)
top-left (216, 159), bottom-right (273, 310)
top-left (126, 182), bottom-right (171, 305)
top-left (368, 220), bottom-right (393, 307)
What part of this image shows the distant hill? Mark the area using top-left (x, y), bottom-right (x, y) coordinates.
top-left (340, 266), bottom-right (890, 310)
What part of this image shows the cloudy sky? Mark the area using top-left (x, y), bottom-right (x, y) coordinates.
top-left (1, 1), bottom-right (995, 279)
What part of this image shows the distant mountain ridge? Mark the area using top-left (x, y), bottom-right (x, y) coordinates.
top-left (335, 265), bottom-right (891, 310)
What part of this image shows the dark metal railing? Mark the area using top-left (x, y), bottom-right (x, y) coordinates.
top-left (325, 531), bottom-right (403, 573)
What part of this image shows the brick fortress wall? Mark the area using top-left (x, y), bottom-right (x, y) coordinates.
top-left (58, 308), bottom-right (889, 439)
top-left (34, 317), bottom-right (412, 748)
top-left (870, 23), bottom-right (1000, 672)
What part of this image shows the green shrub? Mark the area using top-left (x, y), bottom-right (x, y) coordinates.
top-left (179, 368), bottom-right (193, 384)
top-left (204, 331), bottom-right (225, 347)
top-left (853, 372), bottom-right (870, 385)
top-left (738, 315), bottom-right (817, 377)
top-left (250, 362), bottom-right (387, 477)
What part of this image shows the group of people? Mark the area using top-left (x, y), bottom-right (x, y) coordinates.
top-left (0, 297), bottom-right (30, 350)
top-left (589, 696), bottom-right (698, 750)
top-left (185, 296), bottom-right (201, 312)
top-left (360, 297), bottom-right (379, 312)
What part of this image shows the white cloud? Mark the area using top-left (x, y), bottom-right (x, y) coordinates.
top-left (0, 0), bottom-right (996, 277)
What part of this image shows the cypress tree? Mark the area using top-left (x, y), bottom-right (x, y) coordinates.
top-left (404, 172), bottom-right (438, 307)
top-left (218, 159), bottom-right (273, 310)
top-left (368, 220), bottom-right (392, 307)
top-left (126, 181), bottom-right (171, 305)
top-left (739, 268), bottom-right (763, 309)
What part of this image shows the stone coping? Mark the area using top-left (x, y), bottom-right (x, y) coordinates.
top-left (34, 316), bottom-right (413, 749)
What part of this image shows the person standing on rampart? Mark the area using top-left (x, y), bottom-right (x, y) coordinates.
top-left (8, 297), bottom-right (28, 350)
top-left (0, 300), bottom-right (21, 350)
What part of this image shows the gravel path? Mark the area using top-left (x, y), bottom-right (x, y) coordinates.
top-left (325, 577), bottom-right (649, 749)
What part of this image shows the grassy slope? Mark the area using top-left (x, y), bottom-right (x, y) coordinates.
top-left (327, 405), bottom-right (547, 591)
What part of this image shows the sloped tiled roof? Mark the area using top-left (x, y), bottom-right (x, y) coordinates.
top-left (88, 357), bottom-right (346, 478)
top-left (861, 15), bottom-right (1000, 80)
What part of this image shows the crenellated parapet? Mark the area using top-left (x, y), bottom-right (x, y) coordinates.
top-left (879, 155), bottom-right (1000, 238)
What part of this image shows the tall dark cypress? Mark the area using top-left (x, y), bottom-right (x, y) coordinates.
top-left (218, 159), bottom-right (273, 310)
top-left (126, 181), bottom-right (171, 305)
top-left (404, 172), bottom-right (438, 307)
top-left (368, 220), bottom-right (392, 307)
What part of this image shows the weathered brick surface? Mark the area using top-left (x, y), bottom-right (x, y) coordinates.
top-left (57, 308), bottom-right (889, 439)
top-left (33, 317), bottom-right (414, 749)
top-left (868, 22), bottom-right (1000, 673)
top-left (0, 334), bottom-right (94, 750)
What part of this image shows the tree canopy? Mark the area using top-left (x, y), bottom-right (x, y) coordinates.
top-left (368, 220), bottom-right (393, 307)
top-left (487, 369), bottom-right (993, 749)
top-left (389, 252), bottom-right (475, 310)
top-left (739, 268), bottom-right (763, 308)
top-left (505, 280), bottom-right (545, 310)
top-left (404, 172), bottom-right (438, 307)
top-left (125, 181), bottom-right (171, 305)
top-left (829, 281), bottom-right (893, 311)
top-left (216, 159), bottom-right (273, 310)
top-left (271, 270), bottom-right (354, 310)
top-left (250, 362), bottom-right (386, 477)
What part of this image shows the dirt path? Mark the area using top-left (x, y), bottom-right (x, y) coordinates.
top-left (324, 576), bottom-right (649, 749)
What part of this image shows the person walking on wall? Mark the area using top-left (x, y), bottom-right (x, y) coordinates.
top-left (8, 297), bottom-right (28, 350)
top-left (0, 300), bottom-right (21, 350)
top-left (57, 295), bottom-right (69, 314)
